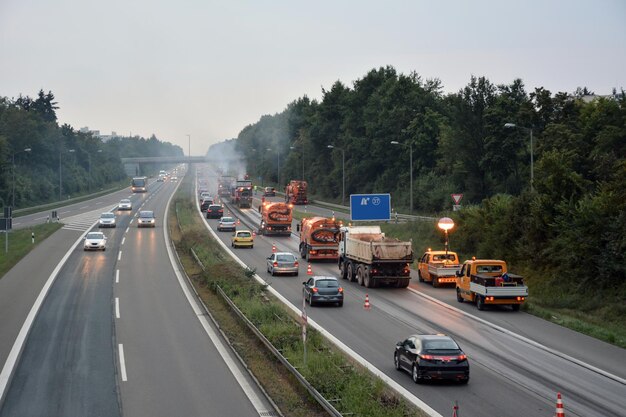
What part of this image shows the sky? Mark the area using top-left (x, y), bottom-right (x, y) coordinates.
top-left (1, 0), bottom-right (625, 155)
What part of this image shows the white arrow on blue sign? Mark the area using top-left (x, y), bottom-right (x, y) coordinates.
top-left (350, 193), bottom-right (391, 221)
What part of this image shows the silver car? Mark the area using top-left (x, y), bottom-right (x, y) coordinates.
top-left (98, 212), bottom-right (116, 228)
top-left (84, 232), bottom-right (107, 251)
top-left (267, 252), bottom-right (299, 276)
top-left (118, 199), bottom-right (132, 210)
top-left (218, 216), bottom-right (236, 231)
top-left (137, 210), bottom-right (156, 228)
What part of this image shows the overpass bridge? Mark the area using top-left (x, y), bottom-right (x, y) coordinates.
top-left (121, 156), bottom-right (241, 176)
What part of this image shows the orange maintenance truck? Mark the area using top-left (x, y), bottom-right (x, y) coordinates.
top-left (455, 258), bottom-right (528, 311)
top-left (259, 201), bottom-right (293, 236)
top-left (417, 249), bottom-right (461, 288)
top-left (285, 180), bottom-right (308, 205)
top-left (297, 217), bottom-right (342, 261)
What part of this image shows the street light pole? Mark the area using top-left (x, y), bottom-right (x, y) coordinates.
top-left (390, 140), bottom-right (413, 214)
top-left (327, 145), bottom-right (345, 206)
top-left (504, 123), bottom-right (534, 192)
top-left (12, 148), bottom-right (31, 208)
top-left (186, 134), bottom-right (191, 158)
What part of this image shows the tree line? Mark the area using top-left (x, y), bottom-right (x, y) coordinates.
top-left (233, 66), bottom-right (625, 299)
top-left (0, 90), bottom-right (183, 208)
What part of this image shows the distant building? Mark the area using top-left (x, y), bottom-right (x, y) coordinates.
top-left (79, 127), bottom-right (120, 142)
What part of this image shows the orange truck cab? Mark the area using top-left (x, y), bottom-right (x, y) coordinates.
top-left (455, 259), bottom-right (528, 311)
top-left (297, 217), bottom-right (342, 261)
top-left (417, 249), bottom-right (460, 288)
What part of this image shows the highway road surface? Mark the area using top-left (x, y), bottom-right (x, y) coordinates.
top-left (0, 175), bottom-right (275, 417)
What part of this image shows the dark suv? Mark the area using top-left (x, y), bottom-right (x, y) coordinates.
top-left (206, 204), bottom-right (224, 219)
top-left (200, 197), bottom-right (214, 211)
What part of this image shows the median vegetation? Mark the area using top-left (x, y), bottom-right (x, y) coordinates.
top-left (0, 222), bottom-right (62, 279)
top-left (169, 177), bottom-right (427, 417)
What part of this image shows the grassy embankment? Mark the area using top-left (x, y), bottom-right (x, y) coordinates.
top-left (171, 178), bottom-right (427, 417)
top-left (0, 223), bottom-right (63, 279)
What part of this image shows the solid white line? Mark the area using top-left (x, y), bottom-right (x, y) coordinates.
top-left (118, 344), bottom-right (128, 382)
top-left (121, 237), bottom-right (125, 245)
top-left (116, 269), bottom-right (120, 283)
top-left (0, 217), bottom-right (100, 405)
top-left (79, 205), bottom-right (89, 209)
top-left (115, 298), bottom-right (120, 319)
top-left (163, 182), bottom-right (269, 415)
top-left (12, 222), bottom-right (21, 226)
top-left (34, 216), bottom-right (46, 220)
top-left (60, 211), bottom-right (71, 214)
top-left (117, 251), bottom-right (122, 261)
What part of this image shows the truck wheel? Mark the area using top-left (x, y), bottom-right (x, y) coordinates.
top-left (456, 288), bottom-right (464, 302)
top-left (418, 271), bottom-right (424, 282)
top-left (398, 278), bottom-right (410, 288)
top-left (339, 262), bottom-right (348, 280)
top-left (363, 268), bottom-right (372, 288)
top-left (432, 277), bottom-right (439, 288)
top-left (357, 266), bottom-right (365, 286)
top-left (300, 243), bottom-right (306, 259)
top-left (476, 295), bottom-right (485, 311)
top-left (347, 263), bottom-right (355, 282)
top-left (511, 304), bottom-right (521, 311)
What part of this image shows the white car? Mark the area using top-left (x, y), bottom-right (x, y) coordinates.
top-left (118, 199), bottom-right (132, 210)
top-left (98, 212), bottom-right (116, 228)
top-left (217, 216), bottom-right (236, 231)
top-left (137, 210), bottom-right (156, 228)
top-left (84, 232), bottom-right (107, 251)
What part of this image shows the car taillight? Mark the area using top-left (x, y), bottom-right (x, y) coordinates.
top-left (419, 354), bottom-right (435, 360)
top-left (457, 354), bottom-right (467, 361)
top-left (312, 287), bottom-right (318, 293)
top-left (338, 287), bottom-right (343, 293)
top-left (294, 261), bottom-right (299, 267)
top-left (273, 262), bottom-right (278, 267)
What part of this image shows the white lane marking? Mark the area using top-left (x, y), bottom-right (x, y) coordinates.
top-left (196, 197), bottom-right (443, 416)
top-left (34, 216), bottom-right (46, 220)
top-left (60, 211), bottom-right (71, 214)
top-left (129, 219), bottom-right (134, 225)
top-left (125, 227), bottom-right (129, 234)
top-left (115, 298), bottom-right (120, 319)
top-left (118, 344), bottom-right (128, 382)
top-left (80, 205), bottom-right (89, 209)
top-left (116, 269), bottom-right (120, 284)
top-left (12, 222), bottom-right (21, 226)
top-left (121, 237), bottom-right (125, 245)
top-left (405, 287), bottom-right (626, 385)
top-left (117, 251), bottom-right (122, 261)
top-left (0, 218), bottom-right (100, 403)
top-left (163, 182), bottom-right (270, 415)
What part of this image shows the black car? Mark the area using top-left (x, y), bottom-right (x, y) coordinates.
top-left (394, 334), bottom-right (469, 384)
top-left (302, 276), bottom-right (343, 306)
top-left (200, 197), bottom-right (214, 211)
top-left (206, 204), bottom-right (224, 219)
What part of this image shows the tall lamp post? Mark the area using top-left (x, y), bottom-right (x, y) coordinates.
top-left (290, 145), bottom-right (305, 180)
top-left (186, 134), bottom-right (191, 158)
top-left (504, 123), bottom-right (534, 192)
top-left (12, 147), bottom-right (32, 208)
top-left (437, 217), bottom-right (455, 254)
top-left (390, 140), bottom-right (413, 214)
top-left (88, 149), bottom-right (103, 192)
top-left (59, 149), bottom-right (75, 201)
top-left (327, 145), bottom-right (345, 206)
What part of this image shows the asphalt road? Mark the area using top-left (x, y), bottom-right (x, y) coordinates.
top-left (203, 173), bottom-right (626, 417)
top-left (0, 174), bottom-right (272, 417)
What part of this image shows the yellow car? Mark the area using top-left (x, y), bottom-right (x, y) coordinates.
top-left (231, 230), bottom-right (254, 248)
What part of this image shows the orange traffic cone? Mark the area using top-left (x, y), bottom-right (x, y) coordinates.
top-left (307, 264), bottom-right (313, 275)
top-left (272, 243), bottom-right (276, 253)
top-left (237, 218), bottom-right (240, 225)
top-left (252, 231), bottom-right (256, 237)
top-left (364, 294), bottom-right (371, 310)
top-left (555, 392), bottom-right (565, 417)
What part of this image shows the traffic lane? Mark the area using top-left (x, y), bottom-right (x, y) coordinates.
top-left (413, 279), bottom-right (626, 380)
top-left (251, 194), bottom-right (347, 221)
top-left (209, 208), bottom-right (624, 417)
top-left (0, 220), bottom-right (126, 417)
top-left (12, 180), bottom-right (167, 229)
top-left (116, 184), bottom-right (260, 417)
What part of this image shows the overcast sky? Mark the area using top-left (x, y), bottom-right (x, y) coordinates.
top-left (1, 0), bottom-right (624, 155)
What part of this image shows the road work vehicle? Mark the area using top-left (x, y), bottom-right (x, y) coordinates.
top-left (259, 201), bottom-right (293, 236)
top-left (455, 258), bottom-right (528, 311)
top-left (337, 225), bottom-right (413, 288)
top-left (285, 180), bottom-right (308, 205)
top-left (417, 249), bottom-right (461, 287)
top-left (297, 216), bottom-right (342, 261)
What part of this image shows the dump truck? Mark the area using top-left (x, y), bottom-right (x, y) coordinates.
top-left (417, 249), bottom-right (461, 288)
top-left (337, 225), bottom-right (413, 288)
top-left (233, 179), bottom-right (253, 208)
top-left (259, 201), bottom-right (293, 236)
top-left (297, 217), bottom-right (343, 261)
top-left (285, 180), bottom-right (308, 205)
top-left (455, 258), bottom-right (528, 311)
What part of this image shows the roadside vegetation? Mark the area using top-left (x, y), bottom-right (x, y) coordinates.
top-left (170, 177), bottom-right (427, 417)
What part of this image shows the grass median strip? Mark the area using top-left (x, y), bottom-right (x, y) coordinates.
top-left (170, 178), bottom-right (427, 417)
top-left (0, 223), bottom-right (63, 280)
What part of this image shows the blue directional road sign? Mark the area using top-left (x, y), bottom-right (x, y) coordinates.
top-left (350, 194), bottom-right (391, 221)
